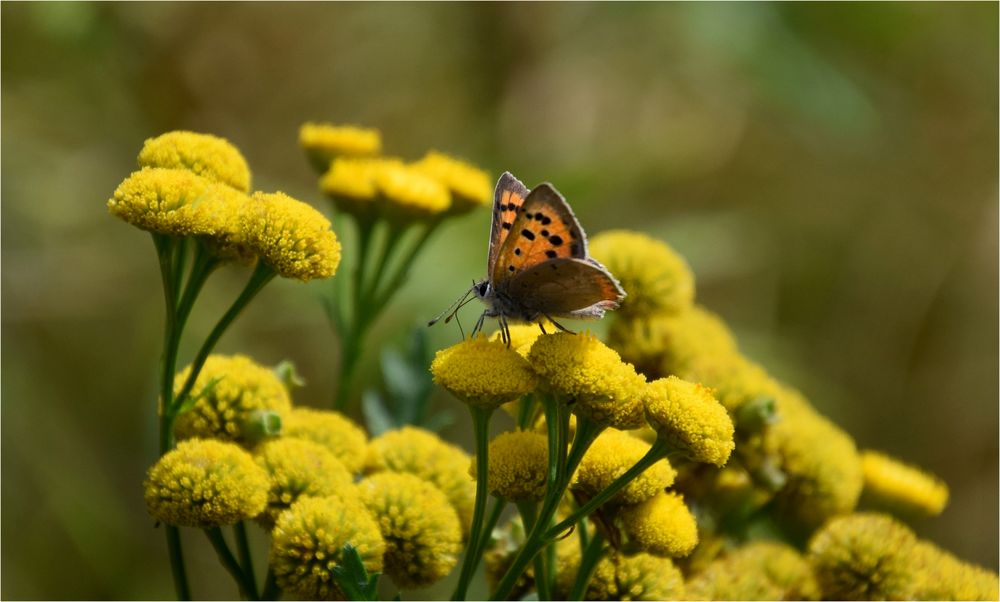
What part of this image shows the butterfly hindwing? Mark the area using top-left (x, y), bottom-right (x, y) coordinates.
top-left (505, 257), bottom-right (625, 318)
top-left (492, 183), bottom-right (588, 286)
top-left (488, 172), bottom-right (530, 277)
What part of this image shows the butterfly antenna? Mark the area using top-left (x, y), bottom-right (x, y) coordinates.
top-left (444, 294), bottom-right (476, 325)
top-left (428, 286), bottom-right (475, 327)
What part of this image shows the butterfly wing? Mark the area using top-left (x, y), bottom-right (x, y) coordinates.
top-left (488, 172), bottom-right (530, 278)
top-left (504, 257), bottom-right (625, 318)
top-left (491, 182), bottom-right (588, 286)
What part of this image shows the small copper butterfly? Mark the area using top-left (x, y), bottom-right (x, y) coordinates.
top-left (431, 172), bottom-right (625, 344)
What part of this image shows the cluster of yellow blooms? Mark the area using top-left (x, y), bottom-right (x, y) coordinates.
top-left (300, 122), bottom-right (492, 223)
top-left (425, 228), bottom-right (997, 601)
top-left (120, 130), bottom-right (994, 600)
top-left (109, 131), bottom-right (341, 281)
top-left (143, 354), bottom-right (474, 598)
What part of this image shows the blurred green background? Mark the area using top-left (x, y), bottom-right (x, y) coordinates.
top-left (2, 2), bottom-right (997, 599)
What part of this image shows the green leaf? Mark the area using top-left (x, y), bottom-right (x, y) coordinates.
top-left (361, 389), bottom-right (397, 436)
top-left (331, 544), bottom-right (381, 601)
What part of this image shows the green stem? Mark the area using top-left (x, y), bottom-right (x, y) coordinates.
top-left (173, 262), bottom-right (276, 414)
top-left (471, 496), bottom-right (507, 570)
top-left (153, 235), bottom-right (192, 600)
top-left (261, 567), bottom-right (280, 600)
top-left (165, 525), bottom-right (192, 600)
top-left (371, 220), bottom-right (439, 309)
top-left (234, 522), bottom-right (257, 594)
top-left (490, 411), bottom-right (603, 601)
top-left (490, 399), bottom-right (568, 601)
top-left (205, 527), bottom-right (257, 600)
top-left (568, 531), bottom-right (605, 601)
top-left (333, 218), bottom-right (375, 410)
top-left (548, 439), bottom-right (671, 538)
top-left (451, 406), bottom-right (494, 601)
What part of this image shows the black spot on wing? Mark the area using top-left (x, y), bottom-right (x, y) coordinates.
top-left (521, 229), bottom-right (536, 240)
top-left (545, 250), bottom-right (557, 258)
top-left (508, 265), bottom-right (515, 272)
top-left (541, 215), bottom-right (551, 225)
top-left (549, 235), bottom-right (563, 246)
top-left (514, 248), bottom-right (522, 256)
top-left (502, 222), bottom-right (512, 230)
top-left (541, 229), bottom-right (549, 237)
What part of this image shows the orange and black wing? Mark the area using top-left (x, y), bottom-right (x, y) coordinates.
top-left (491, 182), bottom-right (588, 286)
top-left (488, 172), bottom-right (530, 278)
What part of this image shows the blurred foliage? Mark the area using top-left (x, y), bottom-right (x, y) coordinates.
top-left (1, 2), bottom-right (996, 599)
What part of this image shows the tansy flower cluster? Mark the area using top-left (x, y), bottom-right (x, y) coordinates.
top-left (299, 122), bottom-right (494, 413)
top-left (423, 229), bottom-right (995, 601)
top-left (115, 129), bottom-right (994, 601)
top-left (143, 354), bottom-right (473, 598)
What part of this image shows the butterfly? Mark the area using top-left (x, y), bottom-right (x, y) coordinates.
top-left (431, 171), bottom-right (625, 345)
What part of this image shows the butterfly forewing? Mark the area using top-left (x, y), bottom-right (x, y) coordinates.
top-left (488, 172), bottom-right (530, 277)
top-left (491, 183), bottom-right (588, 286)
top-left (505, 257), bottom-right (624, 317)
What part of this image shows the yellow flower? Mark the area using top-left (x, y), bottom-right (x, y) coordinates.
top-left (765, 401), bottom-right (863, 527)
top-left (319, 156), bottom-right (404, 218)
top-left (270, 495), bottom-right (385, 601)
top-left (574, 429), bottom-right (675, 504)
top-left (137, 130), bottom-right (251, 192)
top-left (489, 322), bottom-right (548, 359)
top-left (686, 540), bottom-right (820, 601)
top-left (240, 191), bottom-right (341, 281)
top-left (144, 439), bottom-right (268, 527)
top-left (411, 151), bottom-right (492, 213)
top-left (608, 305), bottom-right (737, 380)
top-left (478, 431), bottom-right (549, 501)
top-left (299, 122), bottom-right (382, 171)
top-left (376, 163), bottom-right (452, 220)
top-left (365, 426), bottom-right (475, 538)
top-left (685, 352), bottom-right (783, 413)
top-left (107, 168), bottom-right (247, 249)
top-left (911, 541), bottom-right (1000, 601)
top-left (173, 354), bottom-right (292, 445)
top-left (586, 552), bottom-right (685, 601)
top-left (807, 512), bottom-right (918, 601)
top-left (281, 407), bottom-right (369, 474)
top-left (529, 332), bottom-right (647, 429)
top-left (431, 336), bottom-right (537, 409)
top-left (356, 472), bottom-right (462, 588)
top-left (254, 438), bottom-right (355, 528)
top-left (619, 491), bottom-right (698, 558)
top-left (588, 230), bottom-right (694, 317)
top-left (644, 376), bottom-right (734, 466)
top-left (860, 450), bottom-right (949, 517)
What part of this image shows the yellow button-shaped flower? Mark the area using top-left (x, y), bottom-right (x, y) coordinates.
top-left (138, 130), bottom-right (251, 192)
top-left (589, 230), bottom-right (695, 317)
top-left (574, 428), bottom-right (676, 505)
top-left (270, 495), bottom-right (385, 600)
top-left (299, 122), bottom-right (382, 172)
top-left (240, 191), bottom-right (341, 281)
top-left (644, 376), bottom-right (734, 467)
top-left (254, 437), bottom-right (354, 528)
top-left (357, 472), bottom-right (462, 588)
top-left (144, 438), bottom-right (268, 527)
top-left (619, 491), bottom-right (698, 558)
top-left (431, 336), bottom-right (536, 409)
top-left (281, 407), bottom-right (369, 474)
top-left (411, 150), bottom-right (492, 213)
top-left (480, 431), bottom-right (549, 501)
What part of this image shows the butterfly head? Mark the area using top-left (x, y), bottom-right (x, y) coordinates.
top-left (473, 278), bottom-right (491, 301)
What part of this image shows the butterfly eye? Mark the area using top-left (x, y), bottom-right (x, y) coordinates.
top-left (477, 282), bottom-right (489, 296)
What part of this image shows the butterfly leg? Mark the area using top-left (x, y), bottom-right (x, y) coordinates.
top-left (538, 321), bottom-right (548, 335)
top-left (543, 314), bottom-right (575, 334)
top-left (470, 310), bottom-right (488, 339)
top-left (498, 313), bottom-right (512, 347)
